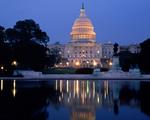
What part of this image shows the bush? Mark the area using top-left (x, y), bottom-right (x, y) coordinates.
top-left (43, 68), bottom-right (76, 74)
top-left (75, 68), bottom-right (93, 74)
top-left (100, 68), bottom-right (109, 72)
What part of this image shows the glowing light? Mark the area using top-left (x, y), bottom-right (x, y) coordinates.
top-left (1, 80), bottom-right (3, 91)
top-left (109, 61), bottom-right (112, 66)
top-left (93, 82), bottom-right (95, 98)
top-left (13, 80), bottom-right (16, 89)
top-left (76, 80), bottom-right (79, 95)
top-left (60, 80), bottom-right (62, 92)
top-left (12, 80), bottom-right (16, 97)
top-left (12, 61), bottom-right (17, 66)
top-left (81, 93), bottom-right (84, 104)
top-left (74, 81), bottom-right (75, 97)
top-left (86, 81), bottom-right (89, 94)
top-left (55, 64), bottom-right (58, 67)
top-left (59, 96), bottom-right (61, 102)
top-left (93, 60), bottom-right (97, 66)
top-left (104, 81), bottom-right (109, 99)
top-left (75, 61), bottom-right (80, 66)
top-left (67, 80), bottom-right (69, 92)
top-left (66, 62), bottom-right (69, 66)
top-left (97, 50), bottom-right (100, 54)
top-left (71, 7), bottom-right (96, 41)
top-left (12, 89), bottom-right (16, 97)
top-left (104, 91), bottom-right (107, 99)
top-left (97, 95), bottom-right (100, 103)
top-left (56, 80), bottom-right (58, 90)
top-left (0, 66), bottom-right (4, 70)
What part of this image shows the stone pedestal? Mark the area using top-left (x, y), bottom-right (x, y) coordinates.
top-left (111, 56), bottom-right (120, 71)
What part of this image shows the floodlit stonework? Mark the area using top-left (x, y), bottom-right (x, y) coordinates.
top-left (65, 5), bottom-right (102, 67)
top-left (48, 4), bottom-right (141, 68)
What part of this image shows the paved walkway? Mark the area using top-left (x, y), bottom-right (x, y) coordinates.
top-left (0, 74), bottom-right (150, 80)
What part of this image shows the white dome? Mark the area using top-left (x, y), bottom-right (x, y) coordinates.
top-left (70, 6), bottom-right (96, 42)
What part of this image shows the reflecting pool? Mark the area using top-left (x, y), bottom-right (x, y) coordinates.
top-left (0, 79), bottom-right (150, 120)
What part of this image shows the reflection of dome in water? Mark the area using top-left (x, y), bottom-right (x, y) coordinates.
top-left (70, 4), bottom-right (96, 42)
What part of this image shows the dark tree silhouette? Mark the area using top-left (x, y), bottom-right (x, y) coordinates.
top-left (5, 19), bottom-right (50, 70)
top-left (13, 19), bottom-right (49, 46)
top-left (0, 26), bottom-right (6, 44)
top-left (139, 39), bottom-right (150, 74)
top-left (6, 28), bottom-right (19, 45)
top-left (14, 41), bottom-right (49, 70)
top-left (119, 51), bottom-right (131, 71)
top-left (0, 20), bottom-right (61, 75)
top-left (49, 47), bottom-right (62, 66)
top-left (119, 51), bottom-right (139, 72)
top-left (0, 26), bottom-right (14, 76)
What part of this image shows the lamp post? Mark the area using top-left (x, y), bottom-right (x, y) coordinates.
top-left (66, 62), bottom-right (69, 67)
top-left (93, 60), bottom-right (97, 67)
top-left (0, 66), bottom-right (4, 70)
top-left (75, 61), bottom-right (80, 67)
top-left (12, 60), bottom-right (18, 67)
top-left (109, 61), bottom-right (112, 66)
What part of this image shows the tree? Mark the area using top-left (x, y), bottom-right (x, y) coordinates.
top-left (119, 51), bottom-right (139, 72)
top-left (139, 39), bottom-right (150, 74)
top-left (0, 26), bottom-right (13, 76)
top-left (6, 19), bottom-right (50, 70)
top-left (5, 28), bottom-right (19, 45)
top-left (14, 41), bottom-right (49, 70)
top-left (0, 26), bottom-right (6, 44)
top-left (13, 19), bottom-right (49, 46)
top-left (48, 47), bottom-right (62, 67)
top-left (119, 51), bottom-right (131, 71)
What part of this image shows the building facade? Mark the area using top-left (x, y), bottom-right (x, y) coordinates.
top-left (48, 5), bottom-right (102, 68)
top-left (48, 5), bottom-right (141, 68)
top-left (120, 44), bottom-right (141, 53)
top-left (64, 5), bottom-right (102, 68)
top-left (102, 42), bottom-right (114, 59)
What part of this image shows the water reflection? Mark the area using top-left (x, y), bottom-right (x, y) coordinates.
top-left (12, 80), bottom-right (16, 97)
top-left (0, 80), bottom-right (59, 120)
top-left (0, 79), bottom-right (150, 120)
top-left (54, 80), bottom-right (143, 120)
top-left (1, 80), bottom-right (3, 91)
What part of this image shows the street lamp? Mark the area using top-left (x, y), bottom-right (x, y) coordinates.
top-left (93, 61), bottom-right (97, 67)
top-left (109, 61), bottom-right (112, 66)
top-left (12, 60), bottom-right (17, 66)
top-left (66, 62), bottom-right (69, 66)
top-left (0, 66), bottom-right (4, 70)
top-left (75, 61), bottom-right (80, 66)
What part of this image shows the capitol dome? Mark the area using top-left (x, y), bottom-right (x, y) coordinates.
top-left (70, 4), bottom-right (96, 42)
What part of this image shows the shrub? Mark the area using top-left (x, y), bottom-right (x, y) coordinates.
top-left (75, 68), bottom-right (93, 74)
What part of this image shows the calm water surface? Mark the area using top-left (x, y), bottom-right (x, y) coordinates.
top-left (0, 79), bottom-right (150, 120)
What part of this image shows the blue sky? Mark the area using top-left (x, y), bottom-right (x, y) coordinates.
top-left (0, 0), bottom-right (150, 45)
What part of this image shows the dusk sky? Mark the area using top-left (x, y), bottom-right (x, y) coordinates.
top-left (0, 0), bottom-right (150, 45)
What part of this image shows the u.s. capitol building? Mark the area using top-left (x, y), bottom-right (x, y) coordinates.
top-left (48, 4), bottom-right (140, 68)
